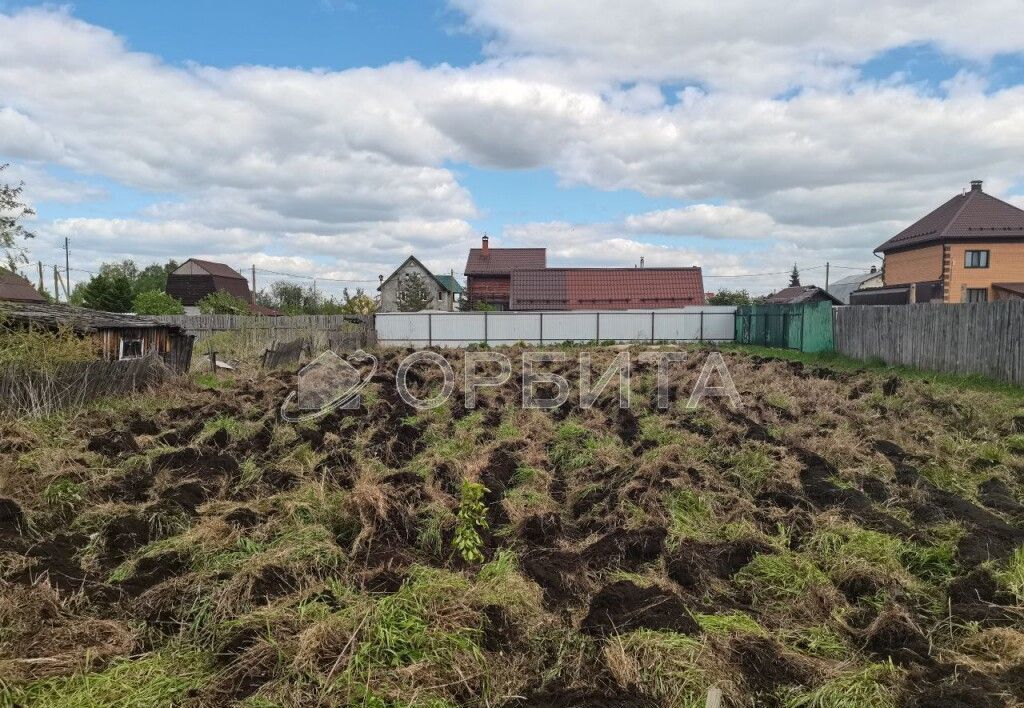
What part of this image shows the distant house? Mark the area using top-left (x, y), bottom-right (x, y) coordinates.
top-left (764, 285), bottom-right (842, 306)
top-left (378, 256), bottom-right (465, 312)
top-left (510, 267), bottom-right (705, 310)
top-left (827, 267), bottom-right (883, 305)
top-left (165, 259), bottom-right (253, 314)
top-left (0, 270), bottom-right (47, 304)
top-left (0, 302), bottom-right (194, 373)
top-left (874, 180), bottom-right (1024, 304)
top-left (464, 236), bottom-right (546, 310)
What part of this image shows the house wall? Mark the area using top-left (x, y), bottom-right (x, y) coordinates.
top-left (467, 275), bottom-right (510, 308)
top-left (946, 242), bottom-right (1024, 303)
top-left (379, 260), bottom-right (452, 312)
top-left (882, 244), bottom-right (943, 286)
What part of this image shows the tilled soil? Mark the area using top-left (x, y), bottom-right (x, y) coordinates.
top-left (1, 346), bottom-right (1024, 707)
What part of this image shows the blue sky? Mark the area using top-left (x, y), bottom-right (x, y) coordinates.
top-left (2, 1), bottom-right (1023, 294)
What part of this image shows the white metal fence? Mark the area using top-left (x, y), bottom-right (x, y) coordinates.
top-left (375, 307), bottom-right (738, 347)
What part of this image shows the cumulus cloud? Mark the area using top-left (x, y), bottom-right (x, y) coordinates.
top-left (1, 4), bottom-right (1024, 291)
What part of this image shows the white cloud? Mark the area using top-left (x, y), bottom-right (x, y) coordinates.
top-left (1, 5), bottom-right (1023, 292)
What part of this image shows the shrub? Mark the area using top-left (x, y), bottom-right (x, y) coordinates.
top-left (453, 480), bottom-right (488, 564)
top-left (132, 290), bottom-right (184, 315)
top-left (0, 318), bottom-right (99, 370)
top-left (197, 290), bottom-right (251, 315)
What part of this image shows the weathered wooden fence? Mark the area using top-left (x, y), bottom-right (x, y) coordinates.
top-left (0, 354), bottom-right (173, 418)
top-left (151, 314), bottom-right (370, 339)
top-left (834, 302), bottom-right (1024, 386)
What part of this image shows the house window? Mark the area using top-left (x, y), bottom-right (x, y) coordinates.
top-left (965, 288), bottom-right (988, 303)
top-left (119, 338), bottom-right (144, 359)
top-left (964, 250), bottom-right (989, 268)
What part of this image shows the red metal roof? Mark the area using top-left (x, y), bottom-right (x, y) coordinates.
top-left (0, 270), bottom-right (47, 303)
top-left (465, 248), bottom-right (546, 275)
top-left (876, 183), bottom-right (1024, 253)
top-left (510, 268), bottom-right (705, 310)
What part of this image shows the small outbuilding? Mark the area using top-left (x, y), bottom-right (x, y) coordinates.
top-left (165, 259), bottom-right (253, 314)
top-left (0, 302), bottom-right (194, 373)
top-left (764, 285), bottom-right (842, 306)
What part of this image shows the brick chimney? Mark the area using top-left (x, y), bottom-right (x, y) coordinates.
top-left (481, 234), bottom-right (489, 256)
top-left (970, 180), bottom-right (983, 192)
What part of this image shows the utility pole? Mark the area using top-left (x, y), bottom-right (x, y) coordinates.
top-left (251, 265), bottom-right (257, 306)
top-left (64, 237), bottom-right (70, 301)
top-left (824, 262), bottom-right (830, 291)
top-left (37, 261), bottom-right (44, 293)
top-left (53, 265), bottom-right (61, 304)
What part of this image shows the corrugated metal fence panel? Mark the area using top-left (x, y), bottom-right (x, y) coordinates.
top-left (374, 308), bottom-right (738, 347)
top-left (375, 314), bottom-right (432, 346)
top-left (801, 302), bottom-right (834, 353)
top-left (833, 302), bottom-right (1024, 386)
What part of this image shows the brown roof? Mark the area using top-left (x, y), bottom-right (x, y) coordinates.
top-left (0, 302), bottom-right (185, 333)
top-left (510, 268), bottom-right (705, 310)
top-left (0, 270), bottom-right (47, 303)
top-left (994, 282), bottom-right (1024, 297)
top-left (764, 285), bottom-right (842, 305)
top-left (465, 248), bottom-right (546, 275)
top-left (186, 259), bottom-right (247, 280)
top-left (876, 182), bottom-right (1024, 253)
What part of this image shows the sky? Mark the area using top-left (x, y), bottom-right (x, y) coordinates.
top-left (2, 1), bottom-right (1024, 297)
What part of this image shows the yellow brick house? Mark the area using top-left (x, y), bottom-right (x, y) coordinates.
top-left (870, 181), bottom-right (1024, 304)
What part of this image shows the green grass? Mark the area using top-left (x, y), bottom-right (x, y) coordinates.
top-left (996, 546), bottom-right (1024, 602)
top-left (550, 421), bottom-right (598, 471)
top-left (664, 488), bottom-right (713, 543)
top-left (695, 612), bottom-right (764, 636)
top-left (735, 553), bottom-right (829, 606)
top-left (782, 662), bottom-right (901, 708)
top-left (782, 625), bottom-right (847, 659)
top-left (604, 630), bottom-right (711, 707)
top-left (720, 344), bottom-right (1024, 400)
top-left (6, 648), bottom-right (213, 708)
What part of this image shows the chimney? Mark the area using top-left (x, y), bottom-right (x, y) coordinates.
top-left (640, 256), bottom-right (645, 268)
top-left (481, 234), bottom-right (489, 256)
top-left (378, 274), bottom-right (383, 284)
top-left (869, 265), bottom-right (877, 274)
top-left (970, 180), bottom-right (983, 192)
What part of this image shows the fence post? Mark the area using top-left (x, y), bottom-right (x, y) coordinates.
top-left (699, 311), bottom-right (704, 342)
top-left (651, 311), bottom-right (655, 343)
top-left (539, 312), bottom-right (544, 346)
top-left (799, 310), bottom-right (805, 352)
top-left (595, 312), bottom-right (600, 342)
top-left (484, 311), bottom-right (488, 346)
top-left (428, 313), bottom-right (433, 347)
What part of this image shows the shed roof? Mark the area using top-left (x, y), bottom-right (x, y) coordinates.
top-left (0, 270), bottom-right (47, 303)
top-left (0, 302), bottom-right (185, 333)
top-left (465, 248), bottom-right (546, 275)
top-left (827, 270), bottom-right (882, 305)
top-left (510, 267), bottom-right (705, 310)
top-left (765, 285), bottom-right (842, 305)
top-left (994, 282), bottom-right (1024, 298)
top-left (875, 182), bottom-right (1024, 253)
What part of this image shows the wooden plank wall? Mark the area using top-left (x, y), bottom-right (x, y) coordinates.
top-left (833, 302), bottom-right (1024, 386)
top-left (150, 314), bottom-right (369, 338)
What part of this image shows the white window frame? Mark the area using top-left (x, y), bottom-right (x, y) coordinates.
top-left (119, 338), bottom-right (145, 360)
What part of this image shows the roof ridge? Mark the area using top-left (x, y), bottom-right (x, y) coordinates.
top-left (939, 189), bottom-right (976, 239)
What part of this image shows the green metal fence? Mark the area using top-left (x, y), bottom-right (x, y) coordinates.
top-left (734, 302), bottom-right (834, 353)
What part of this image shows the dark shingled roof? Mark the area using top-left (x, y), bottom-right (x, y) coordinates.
top-left (186, 259), bottom-right (248, 280)
top-left (994, 282), bottom-right (1024, 298)
top-left (166, 258), bottom-right (252, 306)
top-left (764, 285), bottom-right (842, 305)
top-left (510, 268), bottom-right (705, 310)
top-left (876, 182), bottom-right (1024, 253)
top-left (0, 302), bottom-right (184, 333)
top-left (465, 248), bottom-right (546, 275)
top-left (0, 270), bottom-right (47, 303)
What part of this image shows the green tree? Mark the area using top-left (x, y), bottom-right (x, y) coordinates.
top-left (198, 290), bottom-right (252, 314)
top-left (135, 261), bottom-right (178, 295)
top-left (789, 264), bottom-right (801, 287)
top-left (132, 290), bottom-right (185, 315)
top-left (0, 164), bottom-right (36, 271)
top-left (395, 272), bottom-right (433, 312)
top-left (77, 271), bottom-right (135, 312)
top-left (341, 287), bottom-right (377, 315)
top-left (708, 289), bottom-right (752, 306)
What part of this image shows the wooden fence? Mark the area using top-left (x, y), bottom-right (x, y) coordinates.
top-left (834, 302), bottom-right (1024, 386)
top-left (151, 314), bottom-right (370, 338)
top-left (0, 354), bottom-right (173, 418)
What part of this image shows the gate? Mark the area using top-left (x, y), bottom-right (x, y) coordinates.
top-left (734, 302), bottom-right (833, 353)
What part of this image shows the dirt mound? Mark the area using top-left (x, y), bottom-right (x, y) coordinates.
top-left (581, 527), bottom-right (666, 570)
top-left (0, 497), bottom-right (25, 535)
top-left (508, 690), bottom-right (659, 708)
top-left (666, 538), bottom-right (771, 589)
top-left (581, 581), bottom-right (699, 637)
